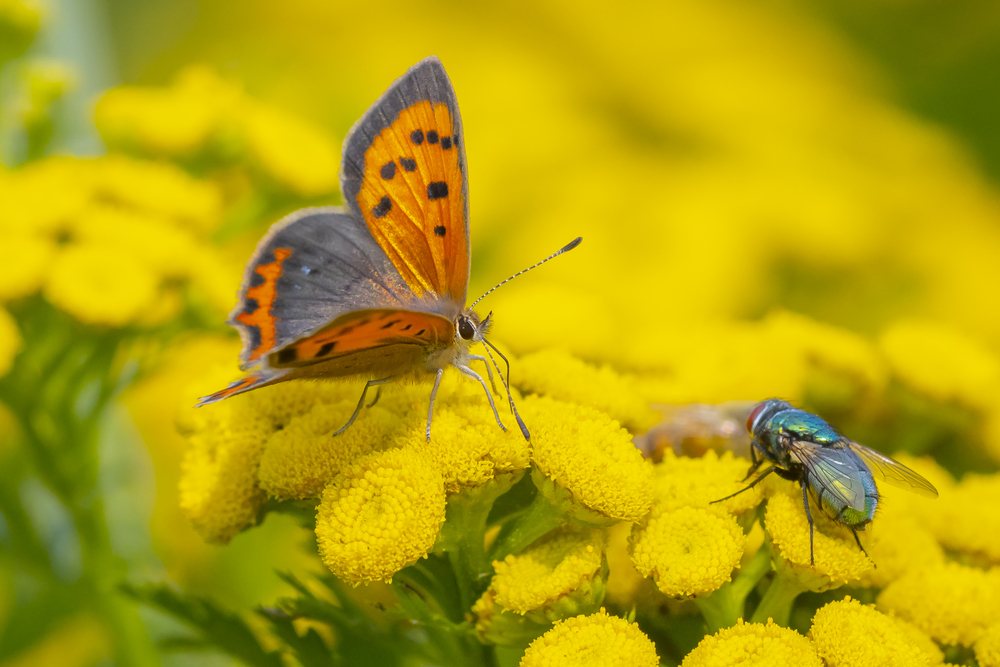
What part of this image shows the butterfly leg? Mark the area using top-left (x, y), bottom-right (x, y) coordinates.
top-left (801, 475), bottom-right (816, 565)
top-left (425, 368), bottom-right (445, 442)
top-left (467, 354), bottom-right (500, 396)
top-left (454, 363), bottom-right (507, 434)
top-left (366, 387), bottom-right (382, 408)
top-left (334, 377), bottom-right (394, 436)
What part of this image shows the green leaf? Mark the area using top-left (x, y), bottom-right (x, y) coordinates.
top-left (123, 583), bottom-right (283, 667)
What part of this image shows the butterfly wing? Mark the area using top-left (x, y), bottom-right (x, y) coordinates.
top-left (848, 442), bottom-right (939, 499)
top-left (341, 56), bottom-right (470, 304)
top-left (228, 207), bottom-right (420, 370)
top-left (786, 439), bottom-right (868, 511)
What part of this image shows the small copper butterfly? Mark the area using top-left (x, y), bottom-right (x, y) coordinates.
top-left (197, 57), bottom-right (581, 441)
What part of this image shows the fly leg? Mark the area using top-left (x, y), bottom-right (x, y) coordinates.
top-left (425, 368), bottom-right (445, 442)
top-left (334, 377), bottom-right (394, 436)
top-left (711, 466), bottom-right (775, 504)
top-left (801, 475), bottom-right (816, 565)
top-left (742, 442), bottom-right (764, 481)
top-left (850, 529), bottom-right (874, 566)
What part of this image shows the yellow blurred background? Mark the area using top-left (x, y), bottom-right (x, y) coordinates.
top-left (3, 0), bottom-right (1000, 664)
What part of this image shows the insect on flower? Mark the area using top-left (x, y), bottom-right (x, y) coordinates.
top-left (194, 57), bottom-right (581, 441)
top-left (713, 399), bottom-right (939, 564)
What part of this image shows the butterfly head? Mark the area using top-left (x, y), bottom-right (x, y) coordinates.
top-left (456, 310), bottom-right (491, 345)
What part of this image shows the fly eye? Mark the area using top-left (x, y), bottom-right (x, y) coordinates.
top-left (458, 317), bottom-right (475, 340)
top-left (746, 403), bottom-right (766, 434)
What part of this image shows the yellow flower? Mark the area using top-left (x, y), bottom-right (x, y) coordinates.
top-left (651, 449), bottom-right (764, 516)
top-left (630, 506), bottom-right (745, 598)
top-left (877, 563), bottom-right (1000, 646)
top-left (519, 608), bottom-right (659, 667)
top-left (398, 374), bottom-right (531, 491)
top-left (258, 399), bottom-right (402, 500)
top-left (0, 156), bottom-right (91, 236)
top-left (880, 320), bottom-right (1000, 410)
top-left (0, 308), bottom-right (21, 378)
top-left (91, 155), bottom-right (222, 234)
top-left (764, 489), bottom-right (872, 588)
top-left (931, 473), bottom-right (1000, 565)
top-left (525, 395), bottom-right (653, 524)
top-left (239, 101), bottom-right (339, 197)
top-left (976, 622), bottom-right (1000, 667)
top-left (44, 244), bottom-right (159, 327)
top-left (489, 526), bottom-right (605, 615)
top-left (315, 447), bottom-right (446, 584)
top-left (95, 65), bottom-right (241, 159)
top-left (809, 597), bottom-right (932, 666)
top-left (855, 512), bottom-right (944, 589)
top-left (72, 205), bottom-right (202, 280)
top-left (681, 619), bottom-right (822, 667)
top-left (178, 377), bottom-right (339, 543)
top-left (514, 348), bottom-right (658, 432)
top-left (0, 235), bottom-right (52, 301)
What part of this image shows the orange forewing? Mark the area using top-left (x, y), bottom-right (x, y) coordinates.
top-left (268, 309), bottom-right (453, 368)
top-left (236, 247), bottom-right (293, 362)
top-left (356, 100), bottom-right (468, 301)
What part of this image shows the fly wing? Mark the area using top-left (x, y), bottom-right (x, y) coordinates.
top-left (228, 207), bottom-right (421, 370)
top-left (786, 439), bottom-right (868, 511)
top-left (848, 442), bottom-right (939, 499)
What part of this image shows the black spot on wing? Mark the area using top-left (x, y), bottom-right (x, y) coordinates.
top-left (426, 130), bottom-right (439, 144)
top-left (277, 348), bottom-right (297, 364)
top-left (427, 182), bottom-right (449, 200)
top-left (434, 226), bottom-right (446, 237)
top-left (372, 196), bottom-right (392, 218)
top-left (380, 319), bottom-right (402, 329)
top-left (244, 297), bottom-right (259, 314)
top-left (380, 161), bottom-right (396, 179)
top-left (400, 157), bottom-right (416, 172)
top-left (441, 136), bottom-right (452, 149)
top-left (317, 342), bottom-right (336, 357)
top-left (411, 129), bottom-right (424, 145)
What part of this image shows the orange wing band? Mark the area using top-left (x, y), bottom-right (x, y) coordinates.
top-left (269, 309), bottom-right (452, 368)
top-left (236, 247), bottom-right (292, 362)
top-left (357, 100), bottom-right (468, 301)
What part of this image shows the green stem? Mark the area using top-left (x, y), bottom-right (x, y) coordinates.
top-left (487, 491), bottom-right (565, 562)
top-left (694, 545), bottom-right (773, 633)
top-left (436, 473), bottom-right (525, 611)
top-left (749, 571), bottom-right (807, 627)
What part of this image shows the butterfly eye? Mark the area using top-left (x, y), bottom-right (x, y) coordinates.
top-left (458, 317), bottom-right (475, 340)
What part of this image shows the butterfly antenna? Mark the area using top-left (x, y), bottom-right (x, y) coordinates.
top-left (482, 337), bottom-right (529, 440)
top-left (469, 237), bottom-right (582, 311)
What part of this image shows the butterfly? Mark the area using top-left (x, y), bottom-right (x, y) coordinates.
top-left (196, 56), bottom-right (581, 441)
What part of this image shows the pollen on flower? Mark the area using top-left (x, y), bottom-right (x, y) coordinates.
top-left (681, 618), bottom-right (822, 667)
top-left (45, 244), bottom-right (159, 327)
top-left (514, 348), bottom-right (658, 432)
top-left (523, 395), bottom-right (653, 523)
top-left (764, 490), bottom-right (872, 588)
top-left (877, 563), bottom-right (1000, 647)
top-left (630, 506), bottom-right (745, 598)
top-left (315, 447), bottom-right (446, 584)
top-left (809, 597), bottom-right (932, 666)
top-left (259, 401), bottom-right (404, 499)
top-left (519, 608), bottom-right (659, 667)
top-left (652, 449), bottom-right (765, 516)
top-left (488, 526), bottom-right (605, 614)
